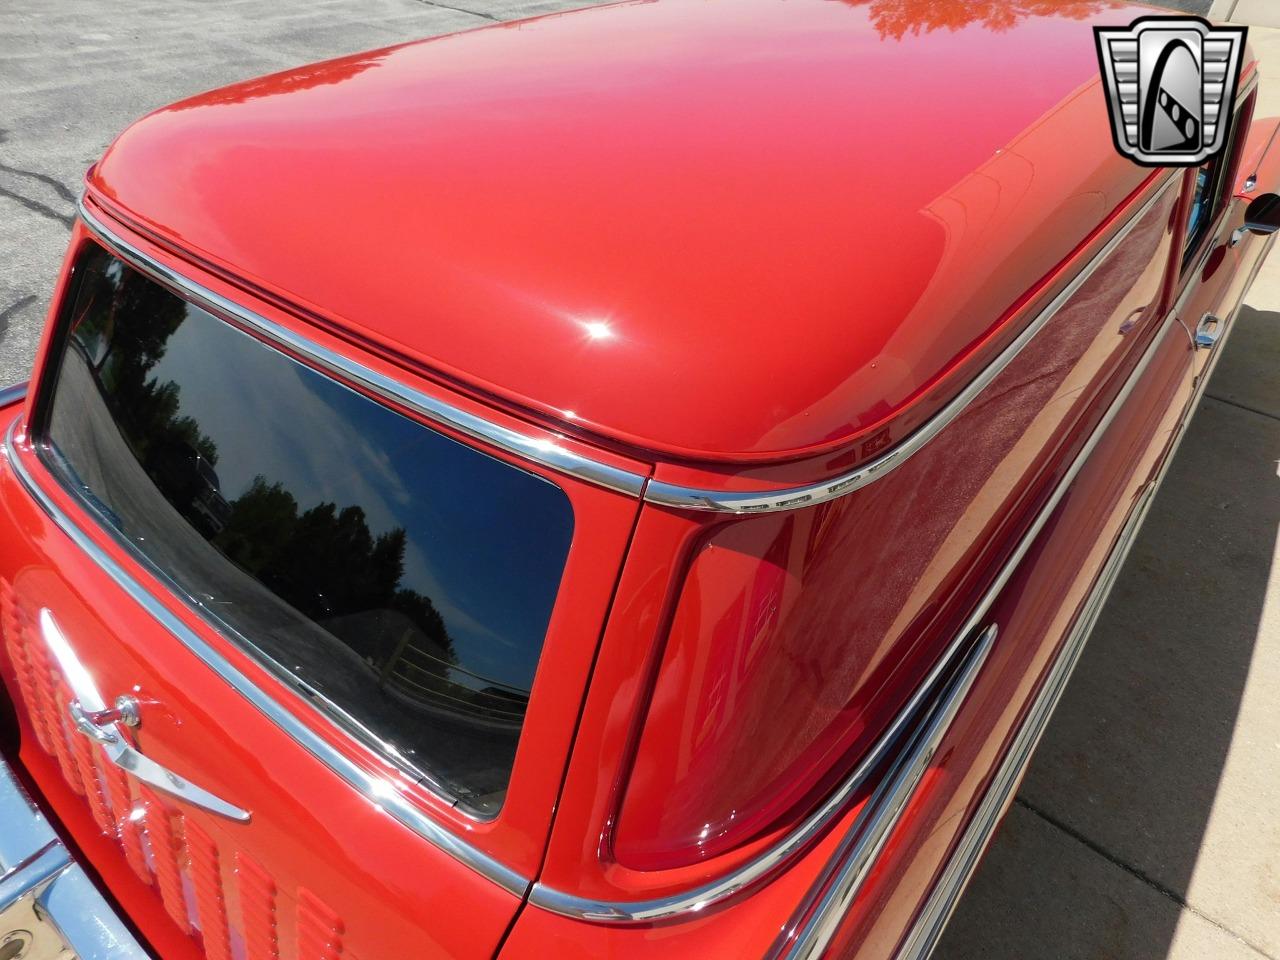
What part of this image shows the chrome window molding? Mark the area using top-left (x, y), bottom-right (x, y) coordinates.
top-left (75, 197), bottom-right (647, 500)
top-left (31, 436), bottom-right (471, 807)
top-left (643, 173), bottom-right (1179, 513)
top-left (3, 418), bottom-right (531, 900)
top-left (0, 381), bottom-right (27, 408)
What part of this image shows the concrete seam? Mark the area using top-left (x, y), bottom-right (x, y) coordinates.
top-left (1014, 797), bottom-right (1277, 960)
top-left (1203, 392), bottom-right (1280, 423)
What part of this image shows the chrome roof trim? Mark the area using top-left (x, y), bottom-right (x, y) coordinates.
top-left (0, 381), bottom-right (27, 408)
top-left (3, 418), bottom-right (531, 899)
top-left (643, 174), bottom-right (1180, 514)
top-left (532, 227), bottom-right (1187, 924)
top-left (76, 197), bottom-right (647, 500)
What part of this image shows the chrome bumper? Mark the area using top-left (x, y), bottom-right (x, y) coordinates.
top-left (0, 748), bottom-right (147, 959)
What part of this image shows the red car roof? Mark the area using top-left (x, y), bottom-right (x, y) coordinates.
top-left (89, 0), bottom-right (1166, 466)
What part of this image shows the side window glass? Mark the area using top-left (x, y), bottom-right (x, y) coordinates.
top-left (1183, 91), bottom-right (1256, 267)
top-left (1184, 162), bottom-right (1215, 259)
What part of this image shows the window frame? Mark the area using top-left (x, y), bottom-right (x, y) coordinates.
top-left (1181, 85), bottom-right (1258, 272)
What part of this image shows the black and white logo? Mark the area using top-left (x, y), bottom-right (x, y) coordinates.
top-left (1095, 17), bottom-right (1247, 166)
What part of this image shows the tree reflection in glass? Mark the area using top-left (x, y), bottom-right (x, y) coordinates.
top-left (42, 244), bottom-right (573, 813)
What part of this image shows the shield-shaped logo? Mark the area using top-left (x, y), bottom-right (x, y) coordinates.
top-left (1095, 17), bottom-right (1247, 166)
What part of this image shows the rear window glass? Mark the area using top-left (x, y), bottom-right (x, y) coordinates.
top-left (39, 243), bottom-right (574, 815)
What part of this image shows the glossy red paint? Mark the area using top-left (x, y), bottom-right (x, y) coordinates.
top-left (614, 175), bottom-right (1181, 871)
top-left (500, 314), bottom-right (1199, 958)
top-left (1, 3), bottom-right (1277, 960)
top-left (87, 0), bottom-right (1161, 477)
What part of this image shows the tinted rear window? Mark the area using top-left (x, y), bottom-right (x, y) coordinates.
top-left (40, 243), bottom-right (574, 815)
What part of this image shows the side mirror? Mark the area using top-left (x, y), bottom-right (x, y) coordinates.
top-left (1244, 192), bottom-right (1280, 235)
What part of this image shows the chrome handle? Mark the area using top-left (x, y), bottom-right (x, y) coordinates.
top-left (40, 609), bottom-right (250, 822)
top-left (1195, 313), bottom-right (1222, 350)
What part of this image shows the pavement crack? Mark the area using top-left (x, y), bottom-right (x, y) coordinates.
top-left (1014, 797), bottom-right (1278, 960)
top-left (412, 0), bottom-right (501, 21)
top-left (0, 161), bottom-right (77, 204)
top-left (0, 295), bottom-right (37, 342)
top-left (0, 184), bottom-right (73, 228)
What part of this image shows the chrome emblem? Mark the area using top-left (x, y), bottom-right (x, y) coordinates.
top-left (1095, 17), bottom-right (1247, 166)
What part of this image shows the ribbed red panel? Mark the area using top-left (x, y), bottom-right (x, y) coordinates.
top-left (7, 593), bottom-right (355, 960)
top-left (187, 819), bottom-right (232, 960)
top-left (28, 642), bottom-right (84, 795)
top-left (235, 852), bottom-right (280, 960)
top-left (1, 578), bottom-right (54, 754)
top-left (68, 723), bottom-right (115, 834)
top-left (142, 786), bottom-right (194, 935)
top-left (296, 889), bottom-right (345, 960)
top-left (101, 762), bottom-right (153, 883)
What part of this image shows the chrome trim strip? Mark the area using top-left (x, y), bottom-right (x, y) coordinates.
top-left (3, 419), bottom-right (532, 899)
top-left (529, 203), bottom-right (1191, 925)
top-left (771, 290), bottom-right (1186, 958)
top-left (894, 479), bottom-right (1158, 960)
top-left (896, 238), bottom-right (1275, 960)
top-left (528, 623), bottom-right (996, 923)
top-left (643, 175), bottom-right (1180, 513)
top-left (75, 198), bottom-right (647, 500)
top-left (0, 381), bottom-right (27, 409)
top-left (0, 746), bottom-right (148, 958)
top-left (771, 626), bottom-right (996, 960)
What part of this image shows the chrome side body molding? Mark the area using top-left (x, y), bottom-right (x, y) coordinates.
top-left (894, 484), bottom-right (1153, 960)
top-left (39, 608), bottom-right (251, 822)
top-left (529, 625), bottom-right (997, 924)
top-left (890, 235), bottom-right (1276, 960)
top-left (533, 262), bottom-right (1193, 925)
top-left (772, 626), bottom-right (996, 959)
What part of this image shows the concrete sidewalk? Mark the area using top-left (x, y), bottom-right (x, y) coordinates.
top-left (0, 3), bottom-right (1276, 959)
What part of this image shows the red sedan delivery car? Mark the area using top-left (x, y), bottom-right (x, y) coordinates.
top-left (2, 2), bottom-right (1278, 958)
